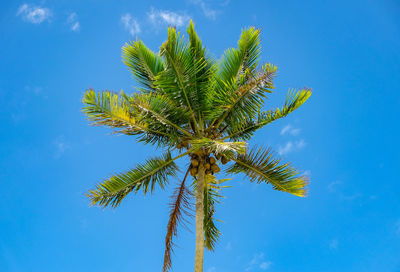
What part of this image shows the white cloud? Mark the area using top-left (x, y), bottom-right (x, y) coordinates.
top-left (54, 136), bottom-right (70, 158)
top-left (329, 238), bottom-right (338, 250)
top-left (278, 139), bottom-right (306, 155)
top-left (206, 267), bottom-right (216, 272)
top-left (121, 13), bottom-right (141, 36)
top-left (246, 253), bottom-right (272, 271)
top-left (148, 8), bottom-right (190, 27)
top-left (328, 180), bottom-right (341, 193)
top-left (396, 220), bottom-right (400, 236)
top-left (190, 0), bottom-right (217, 19)
top-left (17, 4), bottom-right (52, 24)
top-left (281, 124), bottom-right (301, 136)
top-left (67, 12), bottom-right (80, 32)
top-left (260, 261), bottom-right (272, 270)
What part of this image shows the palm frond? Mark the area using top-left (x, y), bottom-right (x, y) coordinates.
top-left (227, 146), bottom-right (309, 197)
top-left (82, 89), bottom-right (175, 146)
top-left (87, 151), bottom-right (186, 208)
top-left (187, 20), bottom-right (216, 120)
top-left (223, 88), bottom-right (312, 141)
top-left (238, 27), bottom-right (261, 76)
top-left (190, 138), bottom-right (247, 159)
top-left (204, 174), bottom-right (229, 250)
top-left (212, 63), bottom-right (277, 130)
top-left (82, 89), bottom-right (136, 131)
top-left (122, 41), bottom-right (164, 92)
top-left (218, 27), bottom-right (261, 84)
top-left (158, 27), bottom-right (200, 133)
top-left (163, 168), bottom-right (193, 272)
top-left (125, 92), bottom-right (192, 138)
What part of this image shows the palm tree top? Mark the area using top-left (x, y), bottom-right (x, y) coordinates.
top-left (82, 20), bottom-right (311, 272)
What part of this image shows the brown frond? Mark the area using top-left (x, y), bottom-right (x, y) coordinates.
top-left (163, 168), bottom-right (193, 272)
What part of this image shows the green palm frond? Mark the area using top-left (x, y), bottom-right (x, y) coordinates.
top-left (187, 21), bottom-right (216, 120)
top-left (163, 168), bottom-right (193, 272)
top-left (190, 138), bottom-right (247, 159)
top-left (227, 146), bottom-right (309, 197)
top-left (158, 27), bottom-right (200, 133)
top-left (122, 41), bottom-right (165, 92)
top-left (82, 89), bottom-right (136, 131)
top-left (204, 174), bottom-right (229, 250)
top-left (218, 27), bottom-right (261, 84)
top-left (212, 63), bottom-right (277, 131)
top-left (125, 92), bottom-right (192, 138)
top-left (87, 152), bottom-right (186, 208)
top-left (238, 27), bottom-right (261, 75)
top-left (223, 88), bottom-right (312, 141)
top-left (82, 89), bottom-right (176, 146)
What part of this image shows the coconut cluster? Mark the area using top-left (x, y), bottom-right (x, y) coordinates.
top-left (189, 149), bottom-right (230, 177)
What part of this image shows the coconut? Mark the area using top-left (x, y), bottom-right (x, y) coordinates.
top-left (221, 156), bottom-right (229, 165)
top-left (211, 164), bottom-right (220, 173)
top-left (209, 157), bottom-right (216, 164)
top-left (191, 159), bottom-right (199, 167)
top-left (204, 163), bottom-right (211, 170)
top-left (190, 167), bottom-right (198, 177)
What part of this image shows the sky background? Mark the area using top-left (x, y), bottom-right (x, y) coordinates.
top-left (1, 0), bottom-right (400, 271)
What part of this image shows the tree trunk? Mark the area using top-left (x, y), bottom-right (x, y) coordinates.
top-left (194, 161), bottom-right (205, 272)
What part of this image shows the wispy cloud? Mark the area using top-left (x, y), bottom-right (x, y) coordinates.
top-left (121, 13), bottom-right (141, 36)
top-left (54, 136), bottom-right (70, 158)
top-left (328, 180), bottom-right (363, 202)
top-left (67, 12), bottom-right (80, 32)
top-left (396, 220), bottom-right (400, 236)
top-left (260, 261), bottom-right (272, 270)
top-left (246, 253), bottom-right (272, 271)
top-left (17, 4), bottom-right (52, 24)
top-left (328, 180), bottom-right (342, 193)
top-left (281, 124), bottom-right (301, 136)
top-left (206, 267), bottom-right (216, 272)
top-left (190, 0), bottom-right (217, 19)
top-left (148, 8), bottom-right (190, 27)
top-left (329, 238), bottom-right (339, 250)
top-left (278, 139), bottom-right (306, 155)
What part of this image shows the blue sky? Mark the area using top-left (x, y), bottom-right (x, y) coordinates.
top-left (1, 0), bottom-right (400, 271)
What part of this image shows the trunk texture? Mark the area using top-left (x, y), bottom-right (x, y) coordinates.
top-left (194, 161), bottom-right (205, 272)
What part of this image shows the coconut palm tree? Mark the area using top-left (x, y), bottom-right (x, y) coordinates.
top-left (82, 20), bottom-right (311, 272)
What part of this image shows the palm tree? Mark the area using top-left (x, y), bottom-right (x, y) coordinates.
top-left (82, 20), bottom-right (311, 272)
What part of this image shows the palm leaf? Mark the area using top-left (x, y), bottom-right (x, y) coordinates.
top-left (122, 41), bottom-right (164, 92)
top-left (87, 151), bottom-right (186, 208)
top-left (223, 88), bottom-right (312, 141)
top-left (187, 20), bottom-right (216, 120)
top-left (125, 92), bottom-right (192, 138)
top-left (189, 138), bottom-right (247, 159)
top-left (227, 146), bottom-right (309, 197)
top-left (158, 27), bottom-right (200, 133)
top-left (203, 174), bottom-right (229, 250)
top-left (82, 89), bottom-right (175, 146)
top-left (163, 168), bottom-right (193, 272)
top-left (218, 27), bottom-right (261, 84)
top-left (212, 64), bottom-right (277, 131)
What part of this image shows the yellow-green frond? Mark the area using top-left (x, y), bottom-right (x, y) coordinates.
top-left (87, 152), bottom-right (183, 208)
top-left (227, 146), bottom-right (309, 197)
